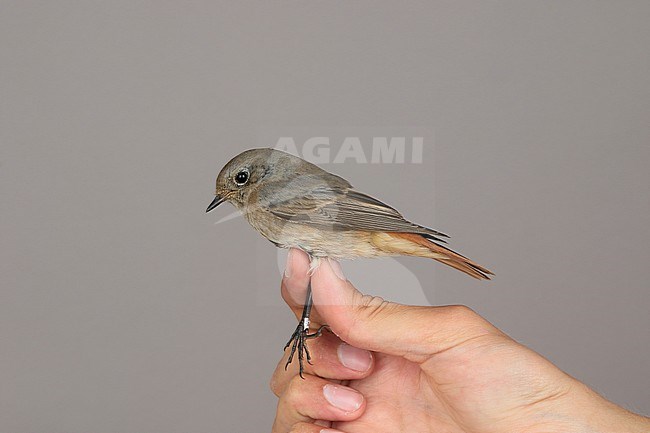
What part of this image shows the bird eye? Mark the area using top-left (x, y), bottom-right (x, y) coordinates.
top-left (234, 170), bottom-right (249, 186)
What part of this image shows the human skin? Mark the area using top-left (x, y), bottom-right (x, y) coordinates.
top-left (270, 248), bottom-right (650, 433)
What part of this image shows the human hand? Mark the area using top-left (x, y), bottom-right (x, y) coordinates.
top-left (270, 249), bottom-right (649, 433)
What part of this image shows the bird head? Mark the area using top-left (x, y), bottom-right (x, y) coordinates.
top-left (206, 148), bottom-right (274, 212)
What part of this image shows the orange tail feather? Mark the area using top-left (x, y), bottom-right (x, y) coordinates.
top-left (371, 232), bottom-right (493, 280)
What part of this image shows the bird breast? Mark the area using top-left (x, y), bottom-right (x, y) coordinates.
top-left (243, 207), bottom-right (385, 260)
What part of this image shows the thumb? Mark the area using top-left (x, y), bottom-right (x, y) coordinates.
top-left (311, 258), bottom-right (501, 363)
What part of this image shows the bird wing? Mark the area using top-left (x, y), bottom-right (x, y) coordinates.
top-left (263, 179), bottom-right (448, 241)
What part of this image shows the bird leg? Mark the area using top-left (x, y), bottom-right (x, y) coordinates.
top-left (283, 281), bottom-right (328, 378)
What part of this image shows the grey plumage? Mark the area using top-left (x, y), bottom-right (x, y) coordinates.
top-left (208, 148), bottom-right (492, 279)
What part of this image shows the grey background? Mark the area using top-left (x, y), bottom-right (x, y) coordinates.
top-left (1, 1), bottom-right (649, 432)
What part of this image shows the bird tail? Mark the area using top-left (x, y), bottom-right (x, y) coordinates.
top-left (371, 232), bottom-right (494, 280)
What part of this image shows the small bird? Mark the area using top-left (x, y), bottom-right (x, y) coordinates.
top-left (206, 148), bottom-right (492, 376)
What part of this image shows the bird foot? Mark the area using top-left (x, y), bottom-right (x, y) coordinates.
top-left (283, 319), bottom-right (329, 378)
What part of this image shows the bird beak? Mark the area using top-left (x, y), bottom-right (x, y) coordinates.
top-left (206, 194), bottom-right (225, 213)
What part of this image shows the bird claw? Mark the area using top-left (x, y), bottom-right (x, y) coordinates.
top-left (283, 320), bottom-right (329, 379)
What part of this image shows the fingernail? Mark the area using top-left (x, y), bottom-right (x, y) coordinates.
top-left (321, 429), bottom-right (345, 433)
top-left (327, 258), bottom-right (346, 280)
top-left (284, 249), bottom-right (294, 278)
top-left (337, 343), bottom-right (372, 372)
top-left (323, 384), bottom-right (363, 412)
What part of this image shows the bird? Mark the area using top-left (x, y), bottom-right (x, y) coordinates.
top-left (206, 148), bottom-right (492, 377)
